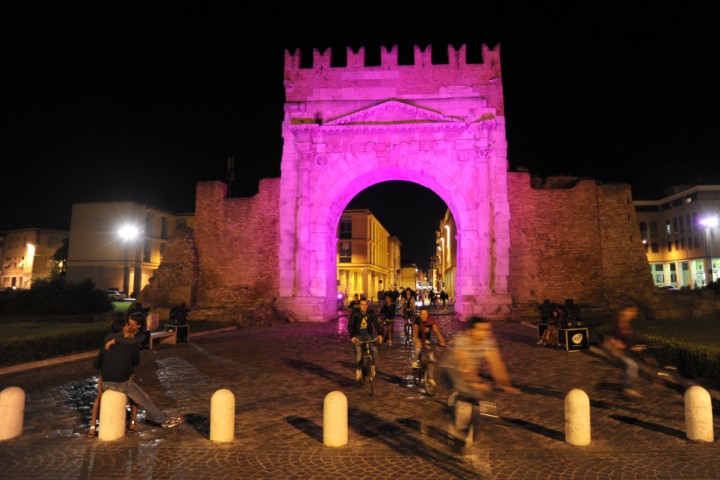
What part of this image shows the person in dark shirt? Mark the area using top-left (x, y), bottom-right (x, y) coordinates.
top-left (88, 317), bottom-right (137, 437)
top-left (411, 306), bottom-right (446, 368)
top-left (347, 294), bottom-right (361, 315)
top-left (98, 316), bottom-right (184, 430)
top-left (348, 297), bottom-right (384, 382)
top-left (379, 295), bottom-right (397, 346)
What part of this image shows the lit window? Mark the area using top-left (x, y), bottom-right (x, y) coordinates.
top-left (339, 218), bottom-right (352, 239)
top-left (339, 242), bottom-right (352, 263)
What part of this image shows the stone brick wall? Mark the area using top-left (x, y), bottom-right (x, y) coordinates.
top-left (137, 227), bottom-right (198, 308)
top-left (146, 173), bottom-right (700, 320)
top-left (508, 172), bottom-right (656, 310)
top-left (193, 179), bottom-right (281, 309)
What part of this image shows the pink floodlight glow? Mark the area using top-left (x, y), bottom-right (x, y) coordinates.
top-left (277, 42), bottom-right (510, 320)
top-left (699, 216), bottom-right (719, 228)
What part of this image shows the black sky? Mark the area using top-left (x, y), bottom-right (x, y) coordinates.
top-left (3, 2), bottom-right (720, 269)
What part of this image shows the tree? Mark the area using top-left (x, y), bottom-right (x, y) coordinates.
top-left (51, 238), bottom-right (69, 281)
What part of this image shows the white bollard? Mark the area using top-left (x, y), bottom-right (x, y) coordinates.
top-left (565, 388), bottom-right (591, 446)
top-left (98, 390), bottom-right (127, 441)
top-left (323, 391), bottom-right (347, 447)
top-left (210, 388), bottom-right (235, 443)
top-left (684, 385), bottom-right (714, 442)
top-left (0, 386), bottom-right (25, 441)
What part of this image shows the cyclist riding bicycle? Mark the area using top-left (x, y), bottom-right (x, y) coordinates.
top-left (348, 297), bottom-right (384, 382)
top-left (401, 287), bottom-right (416, 335)
top-left (379, 295), bottom-right (397, 346)
top-left (442, 317), bottom-right (519, 443)
top-left (412, 306), bottom-right (446, 368)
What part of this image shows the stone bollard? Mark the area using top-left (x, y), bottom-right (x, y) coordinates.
top-left (323, 391), bottom-right (347, 447)
top-left (684, 385), bottom-right (714, 442)
top-left (210, 388), bottom-right (235, 443)
top-left (565, 388), bottom-right (591, 446)
top-left (98, 390), bottom-right (127, 441)
top-left (0, 386), bottom-right (25, 441)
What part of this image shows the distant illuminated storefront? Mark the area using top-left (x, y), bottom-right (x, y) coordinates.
top-left (635, 185), bottom-right (720, 288)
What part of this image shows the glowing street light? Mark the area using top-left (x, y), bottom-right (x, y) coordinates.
top-left (699, 216), bottom-right (718, 286)
top-left (119, 225), bottom-right (139, 297)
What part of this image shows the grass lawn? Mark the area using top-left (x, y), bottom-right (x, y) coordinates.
top-left (1, 318), bottom-right (237, 342)
top-left (0, 314), bottom-right (239, 367)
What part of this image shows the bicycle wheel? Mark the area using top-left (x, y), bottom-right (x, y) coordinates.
top-left (359, 357), bottom-right (367, 386)
top-left (413, 366), bottom-right (422, 386)
top-left (362, 354), bottom-right (373, 395)
top-left (424, 362), bottom-right (436, 396)
top-left (412, 351), bottom-right (423, 386)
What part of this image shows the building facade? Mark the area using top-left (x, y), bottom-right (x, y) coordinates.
top-left (635, 185), bottom-right (720, 288)
top-left (66, 202), bottom-right (194, 297)
top-left (336, 209), bottom-right (397, 301)
top-left (1, 228), bottom-right (68, 289)
top-left (434, 209), bottom-right (457, 301)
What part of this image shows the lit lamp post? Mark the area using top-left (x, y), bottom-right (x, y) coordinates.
top-left (119, 225), bottom-right (138, 297)
top-left (699, 216), bottom-right (718, 286)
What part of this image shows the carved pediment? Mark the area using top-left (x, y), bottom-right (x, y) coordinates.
top-left (324, 99), bottom-right (462, 126)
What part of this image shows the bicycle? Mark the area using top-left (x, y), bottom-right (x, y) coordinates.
top-left (356, 338), bottom-right (379, 395)
top-left (403, 312), bottom-right (415, 344)
top-left (412, 341), bottom-right (441, 396)
top-left (446, 389), bottom-right (499, 449)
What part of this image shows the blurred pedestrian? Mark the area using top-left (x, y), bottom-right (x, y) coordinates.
top-left (602, 304), bottom-right (644, 399)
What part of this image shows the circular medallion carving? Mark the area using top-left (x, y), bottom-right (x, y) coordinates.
top-left (315, 154), bottom-right (328, 166)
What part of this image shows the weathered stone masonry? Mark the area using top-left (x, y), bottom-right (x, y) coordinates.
top-left (507, 174), bottom-right (654, 307)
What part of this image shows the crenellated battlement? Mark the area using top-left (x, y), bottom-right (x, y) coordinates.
top-left (284, 42), bottom-right (504, 112)
top-left (284, 43), bottom-right (501, 73)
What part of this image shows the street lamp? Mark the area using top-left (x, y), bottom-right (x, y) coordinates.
top-left (119, 225), bottom-right (139, 297)
top-left (699, 216), bottom-right (718, 286)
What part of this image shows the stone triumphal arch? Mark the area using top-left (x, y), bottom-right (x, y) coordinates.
top-left (276, 44), bottom-right (512, 321)
top-left (144, 42), bottom-right (655, 324)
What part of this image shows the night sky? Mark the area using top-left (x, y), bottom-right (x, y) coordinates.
top-left (4, 3), bottom-right (720, 270)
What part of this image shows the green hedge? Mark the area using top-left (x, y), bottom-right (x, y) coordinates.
top-left (0, 279), bottom-right (111, 315)
top-left (646, 335), bottom-right (720, 389)
top-left (0, 323), bottom-right (110, 367)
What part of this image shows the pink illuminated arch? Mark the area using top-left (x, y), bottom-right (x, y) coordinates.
top-left (276, 43), bottom-right (512, 321)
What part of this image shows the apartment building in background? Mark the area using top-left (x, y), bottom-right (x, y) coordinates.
top-left (1, 228), bottom-right (69, 289)
top-left (634, 185), bottom-right (720, 288)
top-left (336, 209), bottom-right (399, 301)
top-left (434, 209), bottom-right (457, 300)
top-left (66, 202), bottom-right (195, 297)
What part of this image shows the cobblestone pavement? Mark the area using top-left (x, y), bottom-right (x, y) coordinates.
top-left (1, 313), bottom-right (718, 479)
